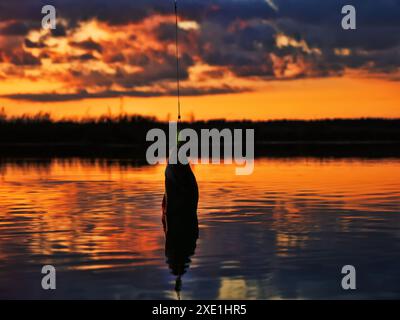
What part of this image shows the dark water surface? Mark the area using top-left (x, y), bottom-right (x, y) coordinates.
top-left (0, 157), bottom-right (399, 299)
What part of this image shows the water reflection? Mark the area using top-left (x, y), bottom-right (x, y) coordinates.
top-left (165, 229), bottom-right (198, 299)
top-left (0, 157), bottom-right (400, 299)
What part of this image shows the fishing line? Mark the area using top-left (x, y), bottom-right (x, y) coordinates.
top-left (174, 0), bottom-right (181, 123)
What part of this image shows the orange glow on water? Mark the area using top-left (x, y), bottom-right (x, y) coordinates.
top-left (1, 158), bottom-right (400, 268)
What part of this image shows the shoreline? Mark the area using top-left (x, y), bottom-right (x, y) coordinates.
top-left (1, 141), bottom-right (400, 159)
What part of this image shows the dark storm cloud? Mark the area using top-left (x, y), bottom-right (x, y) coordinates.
top-left (0, 0), bottom-right (42, 21)
top-left (277, 0), bottom-right (400, 26)
top-left (51, 24), bottom-right (67, 37)
top-left (61, 51), bottom-right (195, 90)
top-left (0, 21), bottom-right (31, 36)
top-left (113, 52), bottom-right (195, 88)
top-left (0, 0), bottom-right (177, 26)
top-left (2, 85), bottom-right (248, 102)
top-left (200, 22), bottom-right (277, 77)
top-left (73, 53), bottom-right (97, 61)
top-left (155, 23), bottom-right (179, 42)
top-left (264, 1), bottom-right (400, 76)
top-left (70, 39), bottom-right (103, 53)
top-left (9, 50), bottom-right (41, 66)
top-left (24, 39), bottom-right (47, 48)
top-left (198, 0), bottom-right (277, 24)
top-left (2, 1), bottom-right (399, 53)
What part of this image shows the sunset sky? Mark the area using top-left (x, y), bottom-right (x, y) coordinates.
top-left (0, 0), bottom-right (399, 120)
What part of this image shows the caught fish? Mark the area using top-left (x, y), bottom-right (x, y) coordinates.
top-left (162, 160), bottom-right (199, 238)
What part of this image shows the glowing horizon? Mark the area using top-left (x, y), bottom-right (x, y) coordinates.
top-left (1, 75), bottom-right (399, 121)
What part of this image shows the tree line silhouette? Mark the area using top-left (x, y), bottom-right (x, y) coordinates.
top-left (1, 110), bottom-right (399, 158)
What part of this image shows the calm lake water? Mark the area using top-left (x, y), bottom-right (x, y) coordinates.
top-left (0, 157), bottom-right (400, 299)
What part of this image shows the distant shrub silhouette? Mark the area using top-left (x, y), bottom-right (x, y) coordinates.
top-left (0, 110), bottom-right (400, 144)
